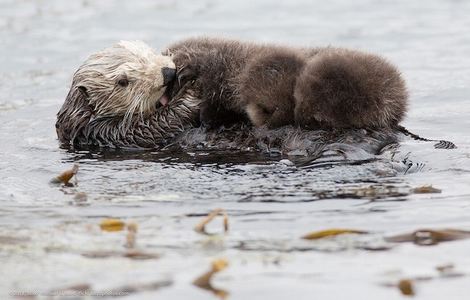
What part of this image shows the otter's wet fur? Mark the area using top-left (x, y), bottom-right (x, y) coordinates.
top-left (56, 40), bottom-right (454, 154)
top-left (54, 40), bottom-right (400, 154)
top-left (167, 37), bottom-right (408, 129)
top-left (57, 80), bottom-right (201, 148)
top-left (56, 41), bottom-right (201, 148)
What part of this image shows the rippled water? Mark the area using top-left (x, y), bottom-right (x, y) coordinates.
top-left (1, 0), bottom-right (470, 299)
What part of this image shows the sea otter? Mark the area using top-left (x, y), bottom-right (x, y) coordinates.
top-left (55, 39), bottom-right (454, 153)
top-left (166, 37), bottom-right (408, 130)
top-left (56, 40), bottom-right (202, 148)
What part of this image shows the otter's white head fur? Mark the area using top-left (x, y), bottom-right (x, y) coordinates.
top-left (72, 40), bottom-right (175, 127)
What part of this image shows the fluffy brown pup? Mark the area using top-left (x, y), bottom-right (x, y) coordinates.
top-left (166, 37), bottom-right (257, 128)
top-left (167, 37), bottom-right (408, 130)
top-left (294, 48), bottom-right (408, 129)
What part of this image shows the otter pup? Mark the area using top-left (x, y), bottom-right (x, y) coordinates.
top-left (166, 37), bottom-right (408, 130)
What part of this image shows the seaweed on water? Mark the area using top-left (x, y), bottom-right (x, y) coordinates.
top-left (194, 208), bottom-right (229, 235)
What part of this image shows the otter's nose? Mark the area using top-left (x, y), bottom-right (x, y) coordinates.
top-left (162, 67), bottom-right (176, 86)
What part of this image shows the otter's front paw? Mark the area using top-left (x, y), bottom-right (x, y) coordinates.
top-left (172, 52), bottom-right (199, 84)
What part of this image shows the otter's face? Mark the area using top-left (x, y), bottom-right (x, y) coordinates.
top-left (56, 40), bottom-right (177, 145)
top-left (73, 40), bottom-right (176, 118)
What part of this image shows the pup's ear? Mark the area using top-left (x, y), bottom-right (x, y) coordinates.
top-left (77, 85), bottom-right (89, 98)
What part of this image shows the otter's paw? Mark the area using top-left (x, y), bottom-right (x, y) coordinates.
top-left (163, 50), bottom-right (199, 94)
top-left (239, 49), bottom-right (305, 128)
top-left (294, 49), bottom-right (408, 129)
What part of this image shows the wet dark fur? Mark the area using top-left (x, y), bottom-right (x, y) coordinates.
top-left (55, 66), bottom-right (402, 156)
top-left (56, 81), bottom-right (202, 149)
top-left (295, 48), bottom-right (408, 129)
top-left (167, 38), bottom-right (259, 127)
top-left (167, 37), bottom-right (408, 130)
top-left (172, 124), bottom-right (400, 160)
top-left (56, 39), bottom-right (454, 155)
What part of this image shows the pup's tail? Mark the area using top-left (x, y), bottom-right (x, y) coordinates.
top-left (396, 125), bottom-right (457, 149)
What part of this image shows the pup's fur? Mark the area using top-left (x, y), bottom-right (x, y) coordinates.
top-left (166, 37), bottom-right (408, 129)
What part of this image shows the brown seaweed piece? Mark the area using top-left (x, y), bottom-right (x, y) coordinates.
top-left (302, 228), bottom-right (368, 240)
top-left (398, 279), bottom-right (414, 296)
top-left (386, 229), bottom-right (470, 246)
top-left (99, 218), bottom-right (125, 232)
top-left (194, 208), bottom-right (229, 235)
top-left (193, 259), bottom-right (229, 299)
top-left (50, 164), bottom-right (79, 185)
top-left (411, 185), bottom-right (442, 194)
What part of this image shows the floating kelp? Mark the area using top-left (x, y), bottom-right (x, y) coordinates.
top-left (88, 220), bottom-right (150, 259)
top-left (99, 218), bottom-right (125, 232)
top-left (50, 164), bottom-right (79, 185)
top-left (382, 264), bottom-right (467, 297)
top-left (302, 229), bottom-right (368, 240)
top-left (81, 249), bottom-right (159, 260)
top-left (386, 229), bottom-right (470, 245)
top-left (193, 259), bottom-right (229, 299)
top-left (237, 233), bottom-right (392, 253)
top-left (411, 185), bottom-right (442, 194)
top-left (398, 279), bottom-right (415, 296)
top-left (194, 208), bottom-right (229, 235)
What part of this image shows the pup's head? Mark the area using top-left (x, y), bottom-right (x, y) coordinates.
top-left (56, 40), bottom-right (176, 144)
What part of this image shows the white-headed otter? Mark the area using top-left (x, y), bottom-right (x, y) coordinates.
top-left (56, 41), bottom-right (201, 148)
top-left (166, 37), bottom-right (408, 130)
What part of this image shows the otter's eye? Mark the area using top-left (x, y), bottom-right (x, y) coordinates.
top-left (117, 77), bottom-right (129, 87)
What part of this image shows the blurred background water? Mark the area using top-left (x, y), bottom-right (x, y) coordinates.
top-left (0, 0), bottom-right (470, 299)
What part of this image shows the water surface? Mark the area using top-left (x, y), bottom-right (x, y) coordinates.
top-left (1, 0), bottom-right (470, 299)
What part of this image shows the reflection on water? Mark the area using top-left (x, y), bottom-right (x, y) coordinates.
top-left (1, 0), bottom-right (470, 299)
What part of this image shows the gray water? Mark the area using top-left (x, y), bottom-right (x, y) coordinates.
top-left (1, 0), bottom-right (470, 299)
